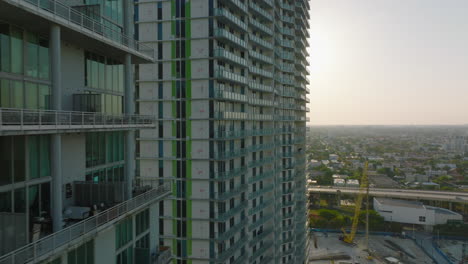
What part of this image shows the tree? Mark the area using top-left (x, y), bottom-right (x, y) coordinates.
top-left (358, 210), bottom-right (385, 231)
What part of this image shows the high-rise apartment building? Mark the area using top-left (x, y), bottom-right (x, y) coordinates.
top-left (136, 0), bottom-right (311, 263)
top-left (0, 0), bottom-right (171, 263)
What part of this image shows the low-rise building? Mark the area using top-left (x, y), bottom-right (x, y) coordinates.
top-left (329, 154), bottom-right (339, 161)
top-left (309, 159), bottom-right (322, 168)
top-left (373, 198), bottom-right (462, 227)
top-left (346, 179), bottom-right (360, 187)
top-left (333, 179), bottom-right (346, 186)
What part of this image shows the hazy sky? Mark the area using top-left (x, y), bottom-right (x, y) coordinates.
top-left (307, 0), bottom-right (468, 125)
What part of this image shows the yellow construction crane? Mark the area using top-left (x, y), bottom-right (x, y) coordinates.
top-left (340, 161), bottom-right (369, 244)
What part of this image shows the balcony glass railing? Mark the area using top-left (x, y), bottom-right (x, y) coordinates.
top-left (19, 0), bottom-right (154, 58)
top-left (214, 48), bottom-right (247, 67)
top-left (214, 8), bottom-right (248, 31)
top-left (211, 166), bottom-right (247, 181)
top-left (212, 184), bottom-right (246, 201)
top-left (0, 108), bottom-right (155, 133)
top-left (248, 184), bottom-right (274, 200)
top-left (249, 227), bottom-right (273, 246)
top-left (213, 148), bottom-right (247, 160)
top-left (215, 69), bottom-right (248, 84)
top-left (214, 89), bottom-right (248, 103)
top-left (249, 81), bottom-right (274, 93)
top-left (225, 0), bottom-right (248, 13)
top-left (248, 50), bottom-right (273, 64)
top-left (249, 34), bottom-right (273, 50)
top-left (248, 170), bottom-right (275, 184)
top-left (217, 237), bottom-right (248, 261)
top-left (249, 2), bottom-right (273, 21)
top-left (216, 203), bottom-right (247, 222)
top-left (249, 19), bottom-right (273, 36)
top-left (249, 213), bottom-right (273, 231)
top-left (249, 65), bottom-right (273, 78)
top-left (214, 28), bottom-right (247, 48)
top-left (279, 2), bottom-right (294, 12)
top-left (215, 219), bottom-right (247, 241)
top-left (248, 199), bottom-right (273, 215)
top-left (248, 156), bottom-right (275, 168)
top-left (0, 183), bottom-right (171, 264)
top-left (249, 241), bottom-right (273, 262)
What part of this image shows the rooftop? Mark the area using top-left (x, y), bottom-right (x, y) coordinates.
top-left (375, 198), bottom-right (425, 209)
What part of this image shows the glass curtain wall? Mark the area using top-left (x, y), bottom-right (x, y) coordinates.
top-left (84, 51), bottom-right (124, 114)
top-left (0, 135), bottom-right (51, 255)
top-left (0, 23), bottom-right (50, 109)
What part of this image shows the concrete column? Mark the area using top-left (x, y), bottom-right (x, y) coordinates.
top-left (124, 54), bottom-right (135, 198)
top-left (123, 0), bottom-right (133, 47)
top-left (50, 24), bottom-right (63, 232)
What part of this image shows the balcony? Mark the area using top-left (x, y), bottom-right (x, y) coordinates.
top-left (279, 2), bottom-right (294, 12)
top-left (249, 81), bottom-right (274, 93)
top-left (249, 19), bottom-right (273, 36)
top-left (214, 28), bottom-right (247, 49)
top-left (216, 236), bottom-right (248, 262)
top-left (248, 170), bottom-right (275, 184)
top-left (214, 48), bottom-right (247, 67)
top-left (212, 184), bottom-right (247, 203)
top-left (248, 156), bottom-right (275, 168)
top-left (250, 113), bottom-right (274, 121)
top-left (248, 142), bottom-right (275, 152)
top-left (249, 241), bottom-right (273, 262)
top-left (249, 65), bottom-right (273, 78)
top-left (281, 15), bottom-right (295, 25)
top-left (214, 8), bottom-right (248, 32)
top-left (249, 227), bottom-right (273, 247)
top-left (248, 49), bottom-right (273, 64)
top-left (213, 148), bottom-right (247, 160)
top-left (215, 69), bottom-right (248, 84)
top-left (214, 111), bottom-right (248, 120)
top-left (213, 89), bottom-right (248, 103)
top-left (0, 183), bottom-right (171, 264)
top-left (215, 203), bottom-right (247, 222)
top-left (215, 219), bottom-right (247, 241)
top-left (214, 129), bottom-right (247, 140)
top-left (249, 34), bottom-right (273, 50)
top-left (0, 108), bottom-right (155, 135)
top-left (249, 213), bottom-right (273, 231)
top-left (224, 0), bottom-right (248, 14)
top-left (211, 166), bottom-right (247, 181)
top-left (0, 0), bottom-right (154, 63)
top-left (248, 199), bottom-right (273, 215)
top-left (249, 2), bottom-right (273, 21)
top-left (248, 184), bottom-right (274, 200)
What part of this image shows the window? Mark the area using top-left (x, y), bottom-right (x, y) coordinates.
top-left (116, 217), bottom-right (133, 249)
top-left (135, 209), bottom-right (149, 236)
top-left (419, 216), bottom-right (426, 222)
top-left (68, 240), bottom-right (94, 264)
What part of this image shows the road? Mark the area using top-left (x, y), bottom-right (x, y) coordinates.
top-left (308, 187), bottom-right (468, 203)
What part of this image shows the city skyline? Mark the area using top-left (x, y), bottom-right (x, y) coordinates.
top-left (307, 0), bottom-right (468, 126)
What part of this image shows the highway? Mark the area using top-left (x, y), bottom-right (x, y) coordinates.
top-left (308, 187), bottom-right (468, 203)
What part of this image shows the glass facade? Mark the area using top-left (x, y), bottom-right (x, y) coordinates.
top-left (85, 131), bottom-right (125, 168)
top-left (0, 136), bottom-right (51, 255)
top-left (0, 23), bottom-right (50, 109)
top-left (84, 51), bottom-right (124, 114)
top-left (67, 240), bottom-right (94, 264)
top-left (116, 217), bottom-right (134, 264)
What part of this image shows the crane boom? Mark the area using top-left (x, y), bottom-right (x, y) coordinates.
top-left (341, 161), bottom-right (369, 244)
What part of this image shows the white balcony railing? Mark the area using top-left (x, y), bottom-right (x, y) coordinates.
top-left (0, 108), bottom-right (156, 133)
top-left (0, 183), bottom-right (171, 264)
top-left (7, 0), bottom-right (154, 59)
